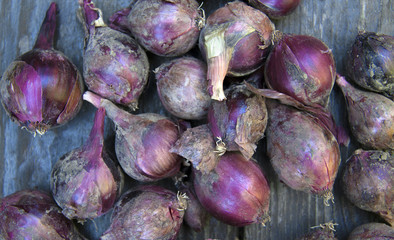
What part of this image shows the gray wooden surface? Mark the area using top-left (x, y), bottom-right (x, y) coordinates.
top-left (0, 0), bottom-right (393, 239)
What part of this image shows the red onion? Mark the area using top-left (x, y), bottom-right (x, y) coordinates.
top-left (346, 31), bottom-right (394, 99)
top-left (348, 223), bottom-right (394, 240)
top-left (155, 57), bottom-right (211, 120)
top-left (78, 0), bottom-right (149, 110)
top-left (296, 222), bottom-right (338, 240)
top-left (109, 0), bottom-right (204, 57)
top-left (83, 91), bottom-right (181, 182)
top-left (0, 189), bottom-right (85, 239)
top-left (199, 1), bottom-right (275, 101)
top-left (342, 149), bottom-right (393, 226)
top-left (0, 3), bottom-right (83, 135)
top-left (264, 33), bottom-right (336, 109)
top-left (193, 152), bottom-right (270, 226)
top-left (50, 108), bottom-right (122, 221)
top-left (336, 76), bottom-right (394, 150)
top-left (100, 185), bottom-right (187, 240)
top-left (208, 83), bottom-right (268, 159)
top-left (248, 0), bottom-right (301, 19)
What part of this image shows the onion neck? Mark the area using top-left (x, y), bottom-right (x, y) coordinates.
top-left (84, 107), bottom-right (105, 152)
top-left (34, 2), bottom-right (57, 50)
top-left (79, 0), bottom-right (106, 35)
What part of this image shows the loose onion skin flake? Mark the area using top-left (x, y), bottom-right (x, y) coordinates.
top-left (348, 223), bottom-right (394, 240)
top-left (248, 0), bottom-right (301, 19)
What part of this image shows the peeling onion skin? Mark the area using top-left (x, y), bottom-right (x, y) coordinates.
top-left (0, 2), bottom-right (83, 135)
top-left (264, 33), bottom-right (336, 109)
top-left (193, 152), bottom-right (270, 227)
top-left (155, 57), bottom-right (211, 120)
top-left (248, 0), bottom-right (301, 19)
top-left (100, 185), bottom-right (187, 240)
top-left (348, 223), bottom-right (394, 240)
top-left (0, 190), bottom-right (86, 240)
top-left (50, 108), bottom-right (122, 221)
top-left (346, 32), bottom-right (394, 99)
top-left (342, 149), bottom-right (394, 226)
top-left (336, 76), bottom-right (394, 150)
top-left (79, 0), bottom-right (149, 110)
top-left (266, 99), bottom-right (340, 203)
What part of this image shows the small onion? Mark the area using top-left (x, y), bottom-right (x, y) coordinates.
top-left (248, 0), bottom-right (301, 19)
top-left (0, 3), bottom-right (83, 135)
top-left (348, 223), bottom-right (394, 240)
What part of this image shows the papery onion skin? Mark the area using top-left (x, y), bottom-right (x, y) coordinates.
top-left (348, 223), bottom-right (394, 240)
top-left (0, 2), bottom-right (83, 135)
top-left (248, 0), bottom-right (301, 19)
top-left (155, 57), bottom-right (211, 120)
top-left (193, 152), bottom-right (270, 227)
top-left (342, 149), bottom-right (393, 226)
top-left (265, 34), bottom-right (336, 109)
top-left (0, 189), bottom-right (85, 240)
top-left (346, 31), bottom-right (394, 99)
top-left (100, 185), bottom-right (186, 240)
top-left (336, 76), bottom-right (394, 150)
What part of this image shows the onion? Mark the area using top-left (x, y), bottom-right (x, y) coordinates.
top-left (336, 76), bottom-right (394, 150)
top-left (193, 152), bottom-right (270, 226)
top-left (264, 33), bottom-right (336, 109)
top-left (0, 189), bottom-right (85, 239)
top-left (296, 222), bottom-right (338, 240)
top-left (155, 56), bottom-right (211, 120)
top-left (342, 149), bottom-right (393, 226)
top-left (109, 0), bottom-right (204, 57)
top-left (0, 2), bottom-right (83, 135)
top-left (248, 0), bottom-right (301, 19)
top-left (78, 0), bottom-right (149, 110)
top-left (348, 223), bottom-right (394, 240)
top-left (100, 185), bottom-right (187, 240)
top-left (199, 1), bottom-right (275, 101)
top-left (50, 108), bottom-right (122, 221)
top-left (83, 91), bottom-right (181, 182)
top-left (346, 31), bottom-right (394, 99)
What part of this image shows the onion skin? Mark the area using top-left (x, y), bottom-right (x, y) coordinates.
top-left (296, 223), bottom-right (338, 240)
top-left (100, 185), bottom-right (187, 240)
top-left (346, 31), bottom-right (394, 99)
top-left (155, 57), bottom-right (211, 120)
top-left (79, 0), bottom-right (149, 110)
top-left (342, 149), bottom-right (393, 226)
top-left (248, 0), bottom-right (301, 19)
top-left (0, 2), bottom-right (83, 135)
top-left (348, 223), bottom-right (394, 240)
top-left (193, 152), bottom-right (270, 226)
top-left (336, 76), bottom-right (394, 150)
top-left (0, 190), bottom-right (85, 240)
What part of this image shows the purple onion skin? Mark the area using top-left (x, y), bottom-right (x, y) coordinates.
top-left (0, 3), bottom-right (83, 135)
top-left (342, 149), bottom-right (393, 226)
top-left (193, 152), bottom-right (270, 226)
top-left (100, 185), bottom-right (186, 240)
top-left (336, 76), bottom-right (394, 150)
top-left (109, 0), bottom-right (204, 57)
top-left (296, 226), bottom-right (337, 240)
top-left (199, 1), bottom-right (275, 101)
top-left (79, 0), bottom-right (149, 110)
top-left (50, 108), bottom-right (122, 221)
top-left (0, 190), bottom-right (85, 240)
top-left (265, 34), bottom-right (336, 109)
top-left (348, 223), bottom-right (394, 240)
top-left (155, 57), bottom-right (211, 120)
top-left (346, 32), bottom-right (394, 99)
top-left (83, 91), bottom-right (181, 182)
top-left (266, 100), bottom-right (340, 202)
top-left (208, 83), bottom-right (268, 159)
top-left (248, 0), bottom-right (301, 19)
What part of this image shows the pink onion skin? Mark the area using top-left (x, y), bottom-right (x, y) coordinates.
top-left (336, 76), bottom-right (394, 150)
top-left (155, 57), bottom-right (211, 120)
top-left (0, 2), bottom-right (83, 135)
top-left (342, 149), bottom-right (393, 226)
top-left (266, 100), bottom-right (340, 203)
top-left (109, 0), bottom-right (204, 57)
top-left (83, 91), bottom-right (181, 182)
top-left (193, 152), bottom-right (270, 227)
top-left (0, 190), bottom-right (85, 240)
top-left (248, 0), bottom-right (301, 19)
top-left (100, 185), bottom-right (186, 240)
top-left (346, 32), bottom-right (394, 99)
top-left (50, 108), bottom-right (122, 221)
top-left (79, 0), bottom-right (149, 110)
top-left (348, 223), bottom-right (394, 240)
top-left (265, 34), bottom-right (336, 109)
top-left (199, 1), bottom-right (275, 101)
